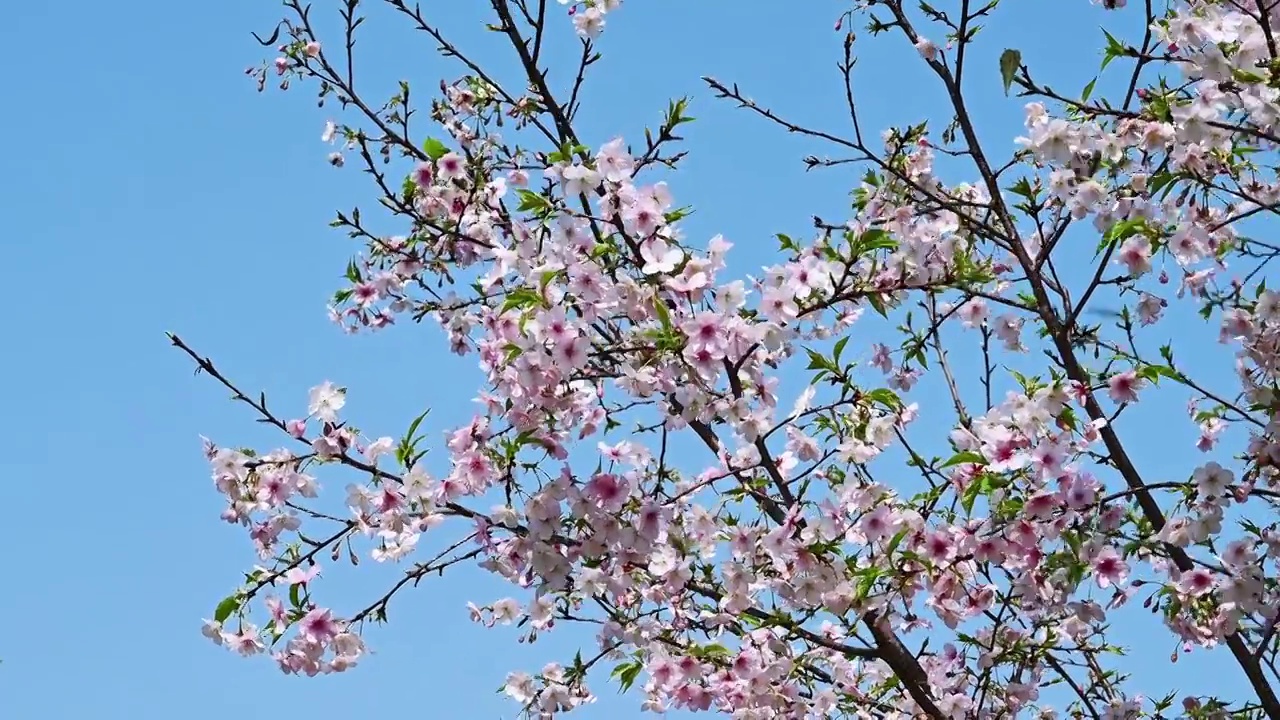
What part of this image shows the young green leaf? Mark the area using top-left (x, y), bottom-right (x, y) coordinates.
top-left (214, 595), bottom-right (240, 623)
top-left (421, 137), bottom-right (449, 162)
top-left (1000, 49), bottom-right (1022, 96)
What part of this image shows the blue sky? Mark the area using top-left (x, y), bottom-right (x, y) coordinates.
top-left (0, 0), bottom-right (1260, 717)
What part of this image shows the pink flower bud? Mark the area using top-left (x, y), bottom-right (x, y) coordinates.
top-left (915, 38), bottom-right (938, 61)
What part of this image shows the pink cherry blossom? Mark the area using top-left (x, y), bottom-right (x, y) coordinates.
top-left (1092, 546), bottom-right (1130, 589)
top-left (1106, 370), bottom-right (1144, 403)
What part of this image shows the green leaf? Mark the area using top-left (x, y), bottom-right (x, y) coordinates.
top-left (1081, 77), bottom-right (1098, 102)
top-left (1147, 172), bottom-right (1175, 197)
top-left (1233, 68), bottom-right (1266, 84)
top-left (885, 528), bottom-right (909, 557)
top-left (941, 450), bottom-right (986, 468)
top-left (699, 643), bottom-right (731, 658)
top-left (500, 287), bottom-right (544, 313)
top-left (664, 206), bottom-right (694, 224)
top-left (397, 408), bottom-right (431, 466)
top-left (1064, 531), bottom-right (1082, 556)
top-left (421, 137), bottom-right (449, 162)
top-left (867, 293), bottom-right (888, 318)
top-left (214, 595), bottom-right (240, 623)
top-left (653, 297), bottom-right (672, 330)
top-left (515, 188), bottom-right (551, 213)
top-left (1007, 177), bottom-right (1036, 201)
top-left (857, 228), bottom-right (897, 252)
top-left (1100, 28), bottom-right (1125, 71)
top-left (961, 477), bottom-right (985, 514)
top-left (805, 348), bottom-right (830, 372)
top-left (999, 49), bottom-right (1021, 96)
top-left (1138, 364), bottom-right (1179, 383)
top-left (404, 409), bottom-right (430, 442)
top-left (854, 568), bottom-right (882, 599)
top-left (865, 388), bottom-right (902, 410)
top-left (833, 336), bottom-right (850, 366)
top-left (611, 660), bottom-right (643, 693)
top-left (1098, 218), bottom-right (1145, 254)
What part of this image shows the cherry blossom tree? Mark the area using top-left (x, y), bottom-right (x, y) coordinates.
top-left (173, 0), bottom-right (1280, 717)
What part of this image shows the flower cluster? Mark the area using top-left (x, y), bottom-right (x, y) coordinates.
top-left (187, 1), bottom-right (1280, 718)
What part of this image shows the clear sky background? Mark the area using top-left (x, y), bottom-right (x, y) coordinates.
top-left (0, 1), bottom-right (1261, 717)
